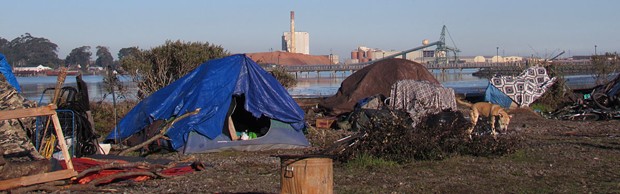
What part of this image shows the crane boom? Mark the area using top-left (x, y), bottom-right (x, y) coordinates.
top-left (549, 50), bottom-right (565, 61)
top-left (356, 41), bottom-right (442, 65)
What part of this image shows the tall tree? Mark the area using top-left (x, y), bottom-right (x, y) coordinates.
top-left (3, 33), bottom-right (60, 67)
top-left (118, 47), bottom-right (139, 61)
top-left (0, 37), bottom-right (8, 53)
top-left (95, 46), bottom-right (114, 68)
top-left (65, 46), bottom-right (91, 69)
top-left (121, 40), bottom-right (229, 99)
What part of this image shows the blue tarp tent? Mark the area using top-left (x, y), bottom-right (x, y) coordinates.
top-left (484, 83), bottom-right (513, 108)
top-left (0, 53), bottom-right (22, 92)
top-left (105, 54), bottom-right (309, 153)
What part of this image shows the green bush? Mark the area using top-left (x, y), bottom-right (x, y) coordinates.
top-left (90, 101), bottom-right (137, 138)
top-left (533, 64), bottom-right (577, 111)
top-left (270, 66), bottom-right (297, 88)
top-left (121, 40), bottom-right (229, 100)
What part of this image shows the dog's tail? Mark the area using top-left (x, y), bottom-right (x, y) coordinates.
top-left (456, 98), bottom-right (473, 108)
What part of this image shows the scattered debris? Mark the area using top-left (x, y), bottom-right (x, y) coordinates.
top-left (542, 73), bottom-right (620, 121)
top-left (590, 73), bottom-right (620, 110)
top-left (320, 109), bottom-right (521, 163)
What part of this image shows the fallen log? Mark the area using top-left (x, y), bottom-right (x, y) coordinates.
top-left (88, 171), bottom-right (158, 186)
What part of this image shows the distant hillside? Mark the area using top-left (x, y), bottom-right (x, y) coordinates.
top-left (247, 51), bottom-right (332, 66)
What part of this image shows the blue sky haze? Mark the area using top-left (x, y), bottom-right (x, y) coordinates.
top-left (2, 0), bottom-right (618, 60)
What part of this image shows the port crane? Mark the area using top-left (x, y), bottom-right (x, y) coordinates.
top-left (357, 25), bottom-right (460, 66)
top-left (434, 25), bottom-right (460, 65)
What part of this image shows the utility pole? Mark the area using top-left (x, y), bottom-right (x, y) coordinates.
top-left (595, 45), bottom-right (598, 55)
top-left (107, 65), bottom-right (118, 143)
top-left (496, 47), bottom-right (499, 63)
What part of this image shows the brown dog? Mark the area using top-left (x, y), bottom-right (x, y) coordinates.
top-left (456, 99), bottom-right (512, 138)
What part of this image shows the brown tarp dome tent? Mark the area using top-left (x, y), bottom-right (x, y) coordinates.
top-left (319, 58), bottom-right (440, 114)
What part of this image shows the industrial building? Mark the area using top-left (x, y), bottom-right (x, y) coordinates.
top-left (453, 56), bottom-right (523, 63)
top-left (282, 32), bottom-right (310, 55)
top-left (347, 45), bottom-right (526, 64)
top-left (277, 11), bottom-right (339, 64)
top-left (281, 11), bottom-right (310, 55)
top-left (346, 46), bottom-right (429, 64)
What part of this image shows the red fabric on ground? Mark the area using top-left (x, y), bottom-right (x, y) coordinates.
top-left (59, 158), bottom-right (196, 185)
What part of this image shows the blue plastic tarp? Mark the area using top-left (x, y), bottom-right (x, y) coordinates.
top-left (608, 74), bottom-right (620, 97)
top-left (484, 83), bottom-right (513, 108)
top-left (105, 54), bottom-right (305, 150)
top-left (0, 53), bottom-right (22, 92)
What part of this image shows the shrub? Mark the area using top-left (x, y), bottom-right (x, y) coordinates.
top-left (270, 66), bottom-right (297, 88)
top-left (534, 64), bottom-right (578, 111)
top-left (90, 100), bottom-right (137, 138)
top-left (121, 40), bottom-right (229, 100)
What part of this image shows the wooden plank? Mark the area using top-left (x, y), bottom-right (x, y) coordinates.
top-left (227, 117), bottom-right (238, 141)
top-left (0, 104), bottom-right (57, 120)
top-left (0, 169), bottom-right (77, 191)
top-left (51, 112), bottom-right (73, 170)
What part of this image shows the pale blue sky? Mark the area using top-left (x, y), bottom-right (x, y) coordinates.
top-left (1, 0), bottom-right (619, 60)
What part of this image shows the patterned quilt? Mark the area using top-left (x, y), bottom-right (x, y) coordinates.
top-left (490, 66), bottom-right (556, 107)
top-left (388, 80), bottom-right (456, 125)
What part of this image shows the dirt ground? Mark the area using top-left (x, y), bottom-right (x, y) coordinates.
top-left (87, 104), bottom-right (620, 194)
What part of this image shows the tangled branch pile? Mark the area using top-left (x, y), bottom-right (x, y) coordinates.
top-left (333, 109), bottom-right (521, 163)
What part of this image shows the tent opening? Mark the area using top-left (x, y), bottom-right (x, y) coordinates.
top-left (223, 94), bottom-right (271, 140)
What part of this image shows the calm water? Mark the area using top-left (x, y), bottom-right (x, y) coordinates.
top-left (16, 75), bottom-right (136, 103)
top-left (14, 69), bottom-right (599, 102)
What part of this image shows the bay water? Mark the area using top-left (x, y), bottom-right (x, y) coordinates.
top-left (14, 68), bottom-right (599, 103)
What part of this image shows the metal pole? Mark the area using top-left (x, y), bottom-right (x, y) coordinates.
top-left (108, 66), bottom-right (118, 143)
top-left (595, 45), bottom-right (597, 55)
top-left (496, 47), bottom-right (499, 63)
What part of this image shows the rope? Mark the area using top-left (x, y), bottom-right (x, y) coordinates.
top-left (41, 134), bottom-right (56, 159)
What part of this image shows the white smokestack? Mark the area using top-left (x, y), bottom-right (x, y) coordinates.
top-left (290, 11), bottom-right (295, 53)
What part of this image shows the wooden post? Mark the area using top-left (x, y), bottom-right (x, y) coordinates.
top-left (39, 68), bottom-right (68, 153)
top-left (50, 111), bottom-right (73, 169)
top-left (228, 117), bottom-right (238, 141)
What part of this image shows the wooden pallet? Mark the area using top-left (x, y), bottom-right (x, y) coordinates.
top-left (0, 104), bottom-right (77, 191)
top-left (316, 117), bottom-right (337, 129)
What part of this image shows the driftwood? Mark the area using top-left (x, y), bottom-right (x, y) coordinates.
top-left (10, 180), bottom-right (68, 193)
top-left (10, 159), bottom-right (207, 192)
top-left (88, 171), bottom-right (158, 186)
top-left (118, 108), bottom-right (200, 156)
top-left (0, 159), bottom-right (52, 180)
top-left (77, 160), bottom-right (204, 186)
top-left (76, 162), bottom-right (153, 180)
top-left (11, 180), bottom-right (117, 193)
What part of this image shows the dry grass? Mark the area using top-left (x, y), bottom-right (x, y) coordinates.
top-left (90, 100), bottom-right (137, 138)
top-left (88, 98), bottom-right (620, 193)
